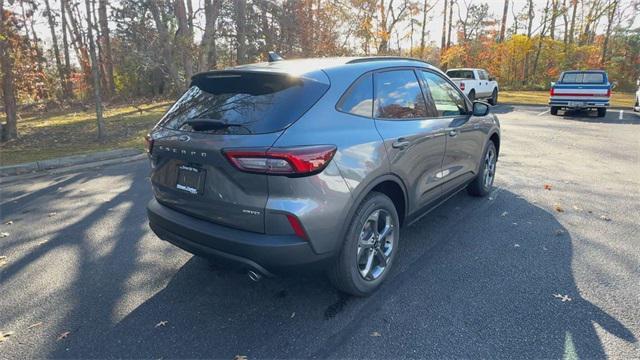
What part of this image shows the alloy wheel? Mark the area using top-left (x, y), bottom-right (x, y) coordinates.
top-left (483, 147), bottom-right (496, 188)
top-left (357, 209), bottom-right (395, 281)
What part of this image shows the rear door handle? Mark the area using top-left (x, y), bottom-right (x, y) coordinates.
top-left (392, 138), bottom-right (411, 149)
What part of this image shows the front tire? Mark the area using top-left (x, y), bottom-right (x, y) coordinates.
top-left (468, 141), bottom-right (497, 197)
top-left (597, 108), bottom-right (606, 117)
top-left (488, 89), bottom-right (498, 105)
top-left (329, 192), bottom-right (399, 296)
top-left (550, 106), bottom-right (559, 115)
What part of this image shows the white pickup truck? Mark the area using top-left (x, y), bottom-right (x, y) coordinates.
top-left (445, 68), bottom-right (499, 105)
top-left (635, 79), bottom-right (639, 112)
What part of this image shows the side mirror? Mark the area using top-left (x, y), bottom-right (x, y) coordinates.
top-left (472, 101), bottom-right (490, 116)
top-left (550, 81), bottom-right (556, 87)
top-left (611, 81), bottom-right (618, 89)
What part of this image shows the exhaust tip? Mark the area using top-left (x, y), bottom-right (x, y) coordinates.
top-left (247, 270), bottom-right (262, 282)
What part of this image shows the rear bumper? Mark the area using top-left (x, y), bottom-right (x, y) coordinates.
top-left (147, 198), bottom-right (333, 275)
top-left (549, 99), bottom-right (609, 108)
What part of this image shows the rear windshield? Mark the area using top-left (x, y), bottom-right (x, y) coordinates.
top-left (446, 70), bottom-right (474, 79)
top-left (157, 72), bottom-right (329, 135)
top-left (560, 72), bottom-right (606, 84)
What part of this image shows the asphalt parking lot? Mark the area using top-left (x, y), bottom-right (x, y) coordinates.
top-left (1, 105), bottom-right (638, 359)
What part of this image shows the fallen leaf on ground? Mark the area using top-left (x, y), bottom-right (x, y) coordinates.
top-left (290, 312), bottom-right (295, 319)
top-left (543, 246), bottom-right (548, 251)
top-left (600, 215), bottom-right (611, 221)
top-left (501, 211), bottom-right (509, 217)
top-left (544, 184), bottom-right (552, 190)
top-left (0, 256), bottom-right (7, 267)
top-left (553, 204), bottom-right (564, 213)
top-left (155, 321), bottom-right (168, 328)
top-left (514, 244), bottom-right (520, 248)
top-left (555, 229), bottom-right (565, 236)
top-left (27, 322), bottom-right (43, 330)
top-left (553, 294), bottom-right (572, 302)
top-left (48, 212), bottom-right (57, 217)
top-left (572, 205), bottom-right (582, 211)
top-left (370, 331), bottom-right (382, 337)
top-left (0, 331), bottom-right (14, 342)
top-left (234, 356), bottom-right (248, 360)
top-left (0, 232), bottom-right (9, 238)
top-left (4, 220), bottom-right (13, 225)
top-left (57, 331), bottom-right (71, 341)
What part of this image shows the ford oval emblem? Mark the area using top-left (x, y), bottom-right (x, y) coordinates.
top-left (178, 135), bottom-right (190, 142)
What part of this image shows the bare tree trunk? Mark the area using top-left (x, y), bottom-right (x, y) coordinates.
top-left (568, 0), bottom-right (577, 44)
top-left (148, 0), bottom-right (180, 88)
top-left (499, 0), bottom-right (509, 42)
top-left (440, 0), bottom-right (448, 49)
top-left (63, 0), bottom-right (92, 81)
top-left (0, 0), bottom-right (18, 141)
top-left (523, 0), bottom-right (534, 84)
top-left (44, 0), bottom-right (70, 101)
top-left (446, 0), bottom-right (453, 47)
top-left (601, 0), bottom-right (617, 65)
top-left (175, 0), bottom-right (193, 88)
top-left (84, 0), bottom-right (105, 139)
top-left (532, 0), bottom-right (550, 79)
top-left (199, 0), bottom-right (220, 71)
top-left (233, 0), bottom-right (247, 63)
top-left (549, 0), bottom-right (557, 39)
top-left (98, 0), bottom-right (115, 95)
top-left (562, 0), bottom-right (569, 44)
top-left (378, 0), bottom-right (388, 53)
top-left (419, 0), bottom-right (431, 58)
top-left (60, 0), bottom-right (74, 98)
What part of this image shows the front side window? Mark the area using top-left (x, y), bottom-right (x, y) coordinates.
top-left (478, 71), bottom-right (488, 80)
top-left (374, 70), bottom-right (428, 119)
top-left (337, 73), bottom-right (373, 117)
top-left (420, 71), bottom-right (467, 117)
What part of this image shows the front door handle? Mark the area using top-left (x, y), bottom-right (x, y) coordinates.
top-left (448, 129), bottom-right (458, 137)
top-left (392, 138), bottom-right (411, 149)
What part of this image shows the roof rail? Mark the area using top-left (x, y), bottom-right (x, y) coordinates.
top-left (346, 56), bottom-right (430, 65)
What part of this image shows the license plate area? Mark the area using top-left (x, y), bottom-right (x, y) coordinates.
top-left (176, 165), bottom-right (205, 195)
top-left (568, 101), bottom-right (584, 107)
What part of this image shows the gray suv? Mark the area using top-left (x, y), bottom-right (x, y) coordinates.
top-left (146, 57), bottom-right (500, 296)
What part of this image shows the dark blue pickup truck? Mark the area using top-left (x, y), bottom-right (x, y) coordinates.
top-left (549, 70), bottom-right (611, 117)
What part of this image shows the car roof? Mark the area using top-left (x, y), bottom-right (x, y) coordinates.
top-left (561, 70), bottom-right (607, 73)
top-left (194, 56), bottom-right (439, 80)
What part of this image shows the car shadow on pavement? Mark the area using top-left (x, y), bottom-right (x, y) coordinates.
top-left (44, 189), bottom-right (636, 359)
top-left (558, 109), bottom-right (640, 125)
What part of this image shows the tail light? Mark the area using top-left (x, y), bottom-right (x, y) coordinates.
top-left (606, 89), bottom-right (611, 97)
top-left (223, 145), bottom-right (337, 176)
top-left (286, 214), bottom-right (308, 240)
top-left (550, 87), bottom-right (555, 96)
top-left (460, 82), bottom-right (465, 91)
top-left (144, 134), bottom-right (154, 154)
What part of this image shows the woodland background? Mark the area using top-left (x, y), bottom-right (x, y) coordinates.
top-left (0, 0), bottom-right (638, 143)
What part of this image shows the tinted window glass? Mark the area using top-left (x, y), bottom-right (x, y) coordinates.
top-left (157, 72), bottom-right (329, 134)
top-left (446, 70), bottom-right (475, 79)
top-left (561, 72), bottom-right (605, 84)
top-left (374, 70), bottom-right (428, 119)
top-left (337, 74), bottom-right (373, 117)
top-left (420, 71), bottom-right (467, 117)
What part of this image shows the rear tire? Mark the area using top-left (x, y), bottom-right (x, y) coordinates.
top-left (488, 89), bottom-right (498, 105)
top-left (328, 192), bottom-right (399, 297)
top-left (550, 106), bottom-right (559, 115)
top-left (468, 141), bottom-right (497, 197)
top-left (597, 108), bottom-right (606, 117)
top-left (468, 90), bottom-right (476, 102)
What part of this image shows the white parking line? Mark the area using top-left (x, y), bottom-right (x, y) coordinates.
top-left (537, 110), bottom-right (549, 116)
top-left (619, 110), bottom-right (624, 120)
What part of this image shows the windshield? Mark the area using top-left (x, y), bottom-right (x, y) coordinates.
top-left (560, 72), bottom-right (606, 84)
top-left (446, 70), bottom-right (475, 79)
top-left (157, 72), bottom-right (329, 135)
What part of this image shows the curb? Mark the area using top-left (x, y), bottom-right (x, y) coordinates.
top-left (0, 148), bottom-right (143, 177)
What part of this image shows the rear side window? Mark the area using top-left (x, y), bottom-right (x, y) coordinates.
top-left (374, 70), bottom-right (428, 119)
top-left (478, 71), bottom-right (488, 80)
top-left (446, 70), bottom-right (475, 79)
top-left (420, 71), bottom-right (467, 117)
top-left (337, 74), bottom-right (373, 117)
top-left (560, 72), bottom-right (605, 84)
top-left (157, 72), bottom-right (329, 135)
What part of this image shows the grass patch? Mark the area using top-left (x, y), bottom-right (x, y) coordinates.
top-left (0, 101), bottom-right (172, 166)
top-left (500, 90), bottom-right (636, 108)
